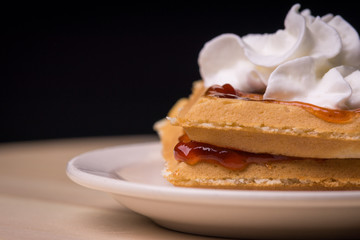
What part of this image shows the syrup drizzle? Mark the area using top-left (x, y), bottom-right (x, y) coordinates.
top-left (205, 84), bottom-right (360, 123)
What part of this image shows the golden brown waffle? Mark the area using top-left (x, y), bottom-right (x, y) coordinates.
top-left (154, 81), bottom-right (360, 190)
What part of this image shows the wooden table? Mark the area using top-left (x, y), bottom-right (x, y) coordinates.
top-left (0, 136), bottom-right (218, 240)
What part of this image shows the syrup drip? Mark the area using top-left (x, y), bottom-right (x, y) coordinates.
top-left (205, 84), bottom-right (360, 123)
top-left (174, 134), bottom-right (293, 170)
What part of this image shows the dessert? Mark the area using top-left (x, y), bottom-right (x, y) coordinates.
top-left (155, 4), bottom-right (360, 190)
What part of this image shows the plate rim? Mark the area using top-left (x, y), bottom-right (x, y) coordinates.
top-left (66, 141), bottom-right (360, 207)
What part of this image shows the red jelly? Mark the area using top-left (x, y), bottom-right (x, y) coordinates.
top-left (174, 135), bottom-right (293, 170)
top-left (206, 84), bottom-right (263, 100)
top-left (205, 84), bottom-right (360, 123)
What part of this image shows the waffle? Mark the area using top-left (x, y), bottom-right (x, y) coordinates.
top-left (155, 81), bottom-right (360, 190)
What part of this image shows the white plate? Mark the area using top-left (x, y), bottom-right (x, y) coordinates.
top-left (66, 141), bottom-right (360, 239)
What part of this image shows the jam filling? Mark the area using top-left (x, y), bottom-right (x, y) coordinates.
top-left (174, 134), bottom-right (296, 170)
top-left (205, 84), bottom-right (360, 123)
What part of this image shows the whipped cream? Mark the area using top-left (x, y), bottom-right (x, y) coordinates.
top-left (198, 4), bottom-right (360, 110)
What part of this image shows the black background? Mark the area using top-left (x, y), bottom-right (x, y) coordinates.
top-left (2, 1), bottom-right (359, 142)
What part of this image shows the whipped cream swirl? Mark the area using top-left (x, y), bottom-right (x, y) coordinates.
top-left (199, 4), bottom-right (360, 110)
